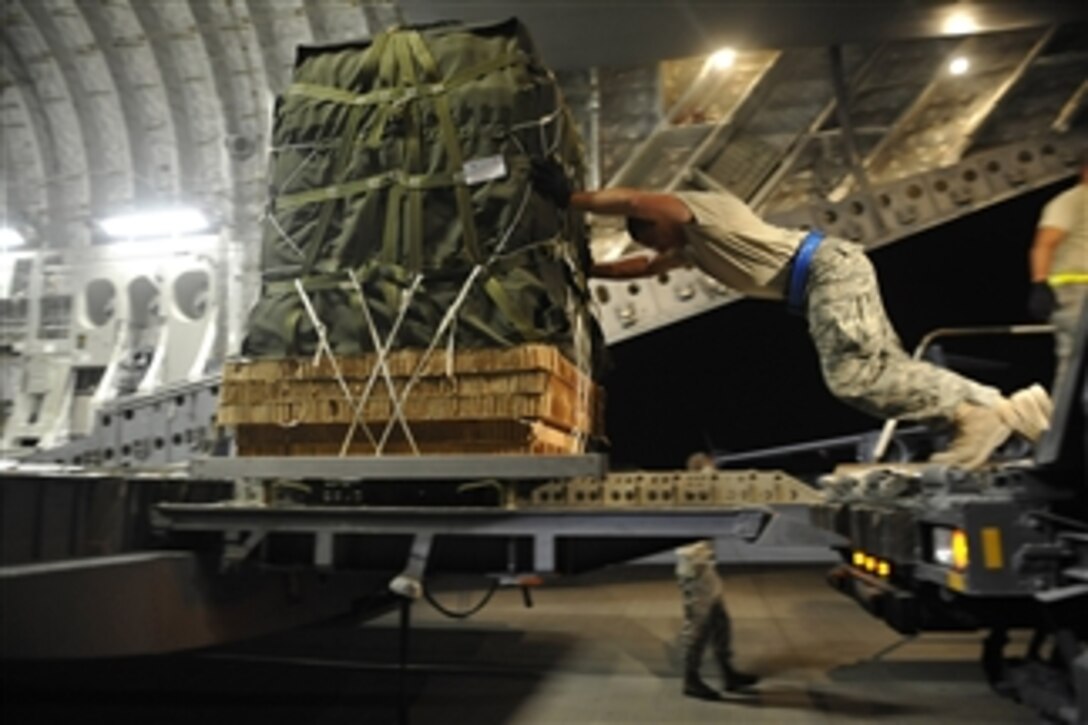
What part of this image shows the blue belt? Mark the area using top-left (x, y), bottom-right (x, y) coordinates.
top-left (787, 230), bottom-right (825, 316)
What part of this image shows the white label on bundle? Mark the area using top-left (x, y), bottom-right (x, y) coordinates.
top-left (462, 155), bottom-right (508, 186)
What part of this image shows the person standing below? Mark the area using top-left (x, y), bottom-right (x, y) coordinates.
top-left (674, 540), bottom-right (759, 699)
top-left (531, 162), bottom-right (1053, 468)
top-left (1027, 149), bottom-right (1088, 392)
top-left (675, 453), bottom-right (758, 699)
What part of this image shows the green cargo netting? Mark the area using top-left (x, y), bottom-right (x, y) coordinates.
top-left (241, 18), bottom-right (603, 377)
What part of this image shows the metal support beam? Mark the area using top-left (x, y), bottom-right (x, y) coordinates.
top-left (191, 454), bottom-right (607, 482)
top-left (751, 44), bottom-right (886, 211)
top-left (828, 45), bottom-right (887, 234)
top-left (223, 528), bottom-right (266, 567)
top-left (533, 533), bottom-right (556, 572)
top-left (663, 54), bottom-right (783, 192)
top-left (690, 168), bottom-right (730, 193)
top-left (607, 62), bottom-right (719, 188)
top-left (1054, 79), bottom-right (1088, 132)
top-left (314, 530), bottom-right (334, 569)
top-left (854, 37), bottom-right (973, 186)
top-left (156, 503), bottom-right (770, 542)
top-left (958, 27), bottom-right (1057, 158)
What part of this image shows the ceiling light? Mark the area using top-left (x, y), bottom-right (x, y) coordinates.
top-left (708, 47), bottom-right (737, 71)
top-left (943, 11), bottom-right (978, 35)
top-left (948, 56), bottom-right (970, 76)
top-left (99, 207), bottom-right (210, 239)
top-left (98, 234), bottom-right (219, 260)
top-left (0, 227), bottom-right (25, 250)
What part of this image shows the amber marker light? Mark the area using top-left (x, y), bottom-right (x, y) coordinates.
top-left (951, 529), bottom-right (970, 571)
top-left (864, 555), bottom-right (877, 572)
top-left (877, 560), bottom-right (891, 577)
top-left (852, 551), bottom-right (866, 567)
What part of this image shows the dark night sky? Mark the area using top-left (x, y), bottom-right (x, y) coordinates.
top-left (601, 180), bottom-right (1070, 470)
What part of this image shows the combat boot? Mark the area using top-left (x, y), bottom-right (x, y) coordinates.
top-left (997, 384), bottom-right (1052, 443)
top-left (718, 655), bottom-right (760, 692)
top-left (683, 671), bottom-right (722, 700)
top-left (929, 402), bottom-right (1012, 470)
top-left (683, 640), bottom-right (721, 700)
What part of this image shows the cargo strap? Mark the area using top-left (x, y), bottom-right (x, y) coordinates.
top-left (317, 270), bottom-right (424, 456)
top-left (485, 235), bottom-right (566, 341)
top-left (787, 230), bottom-right (826, 316)
top-left (391, 33), bottom-right (426, 275)
top-left (300, 32), bottom-right (391, 278)
top-left (265, 273), bottom-right (532, 349)
top-left (344, 269), bottom-right (419, 455)
top-left (276, 169), bottom-right (460, 212)
top-left (291, 279), bottom-right (380, 449)
top-left (403, 30), bottom-right (484, 266)
top-left (265, 275), bottom-right (352, 293)
top-left (483, 275), bottom-right (536, 340)
top-left (284, 52), bottom-right (529, 108)
top-left (264, 243), bottom-right (548, 353)
top-left (262, 236), bottom-right (557, 291)
top-left (275, 157), bottom-right (530, 212)
top-left (372, 180), bottom-right (535, 451)
top-left (1049, 272), bottom-right (1088, 287)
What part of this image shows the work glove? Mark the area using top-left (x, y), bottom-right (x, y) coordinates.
top-left (1027, 281), bottom-right (1057, 322)
top-left (530, 159), bottom-right (573, 208)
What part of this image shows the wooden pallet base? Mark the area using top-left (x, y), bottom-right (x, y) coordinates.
top-left (221, 345), bottom-right (603, 457)
top-left (234, 420), bottom-right (586, 456)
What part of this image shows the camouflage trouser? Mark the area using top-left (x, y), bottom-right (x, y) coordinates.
top-left (804, 239), bottom-right (1002, 422)
top-left (678, 573), bottom-right (731, 673)
top-left (1051, 285), bottom-right (1087, 392)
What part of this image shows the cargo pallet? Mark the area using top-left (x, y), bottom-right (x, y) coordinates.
top-left (218, 344), bottom-right (604, 456)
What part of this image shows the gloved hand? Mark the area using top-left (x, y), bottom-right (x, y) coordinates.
top-left (1027, 281), bottom-right (1057, 321)
top-left (530, 159), bottom-right (572, 208)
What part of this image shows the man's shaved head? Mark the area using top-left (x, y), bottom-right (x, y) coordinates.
top-left (626, 215), bottom-right (685, 253)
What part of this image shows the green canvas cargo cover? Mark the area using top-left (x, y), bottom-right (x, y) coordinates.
top-left (241, 18), bottom-right (603, 378)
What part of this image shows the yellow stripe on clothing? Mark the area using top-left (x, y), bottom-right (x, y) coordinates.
top-left (1049, 273), bottom-right (1088, 287)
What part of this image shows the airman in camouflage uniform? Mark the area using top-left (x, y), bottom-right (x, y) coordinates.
top-left (802, 236), bottom-right (1052, 465)
top-left (806, 238), bottom-right (1003, 420)
top-left (675, 540), bottom-right (758, 699)
top-left (529, 165), bottom-right (1053, 469)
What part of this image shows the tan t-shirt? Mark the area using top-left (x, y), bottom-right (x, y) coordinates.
top-left (1039, 184), bottom-right (1088, 277)
top-left (674, 541), bottom-right (722, 604)
top-left (674, 191), bottom-right (804, 299)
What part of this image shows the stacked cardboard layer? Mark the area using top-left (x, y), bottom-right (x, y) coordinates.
top-left (219, 344), bottom-right (603, 456)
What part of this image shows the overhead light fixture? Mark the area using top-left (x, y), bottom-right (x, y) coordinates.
top-left (943, 11), bottom-right (978, 36)
top-left (99, 234), bottom-right (219, 260)
top-left (0, 227), bottom-right (25, 250)
top-left (99, 207), bottom-right (210, 239)
top-left (948, 56), bottom-right (970, 76)
top-left (707, 47), bottom-right (737, 71)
